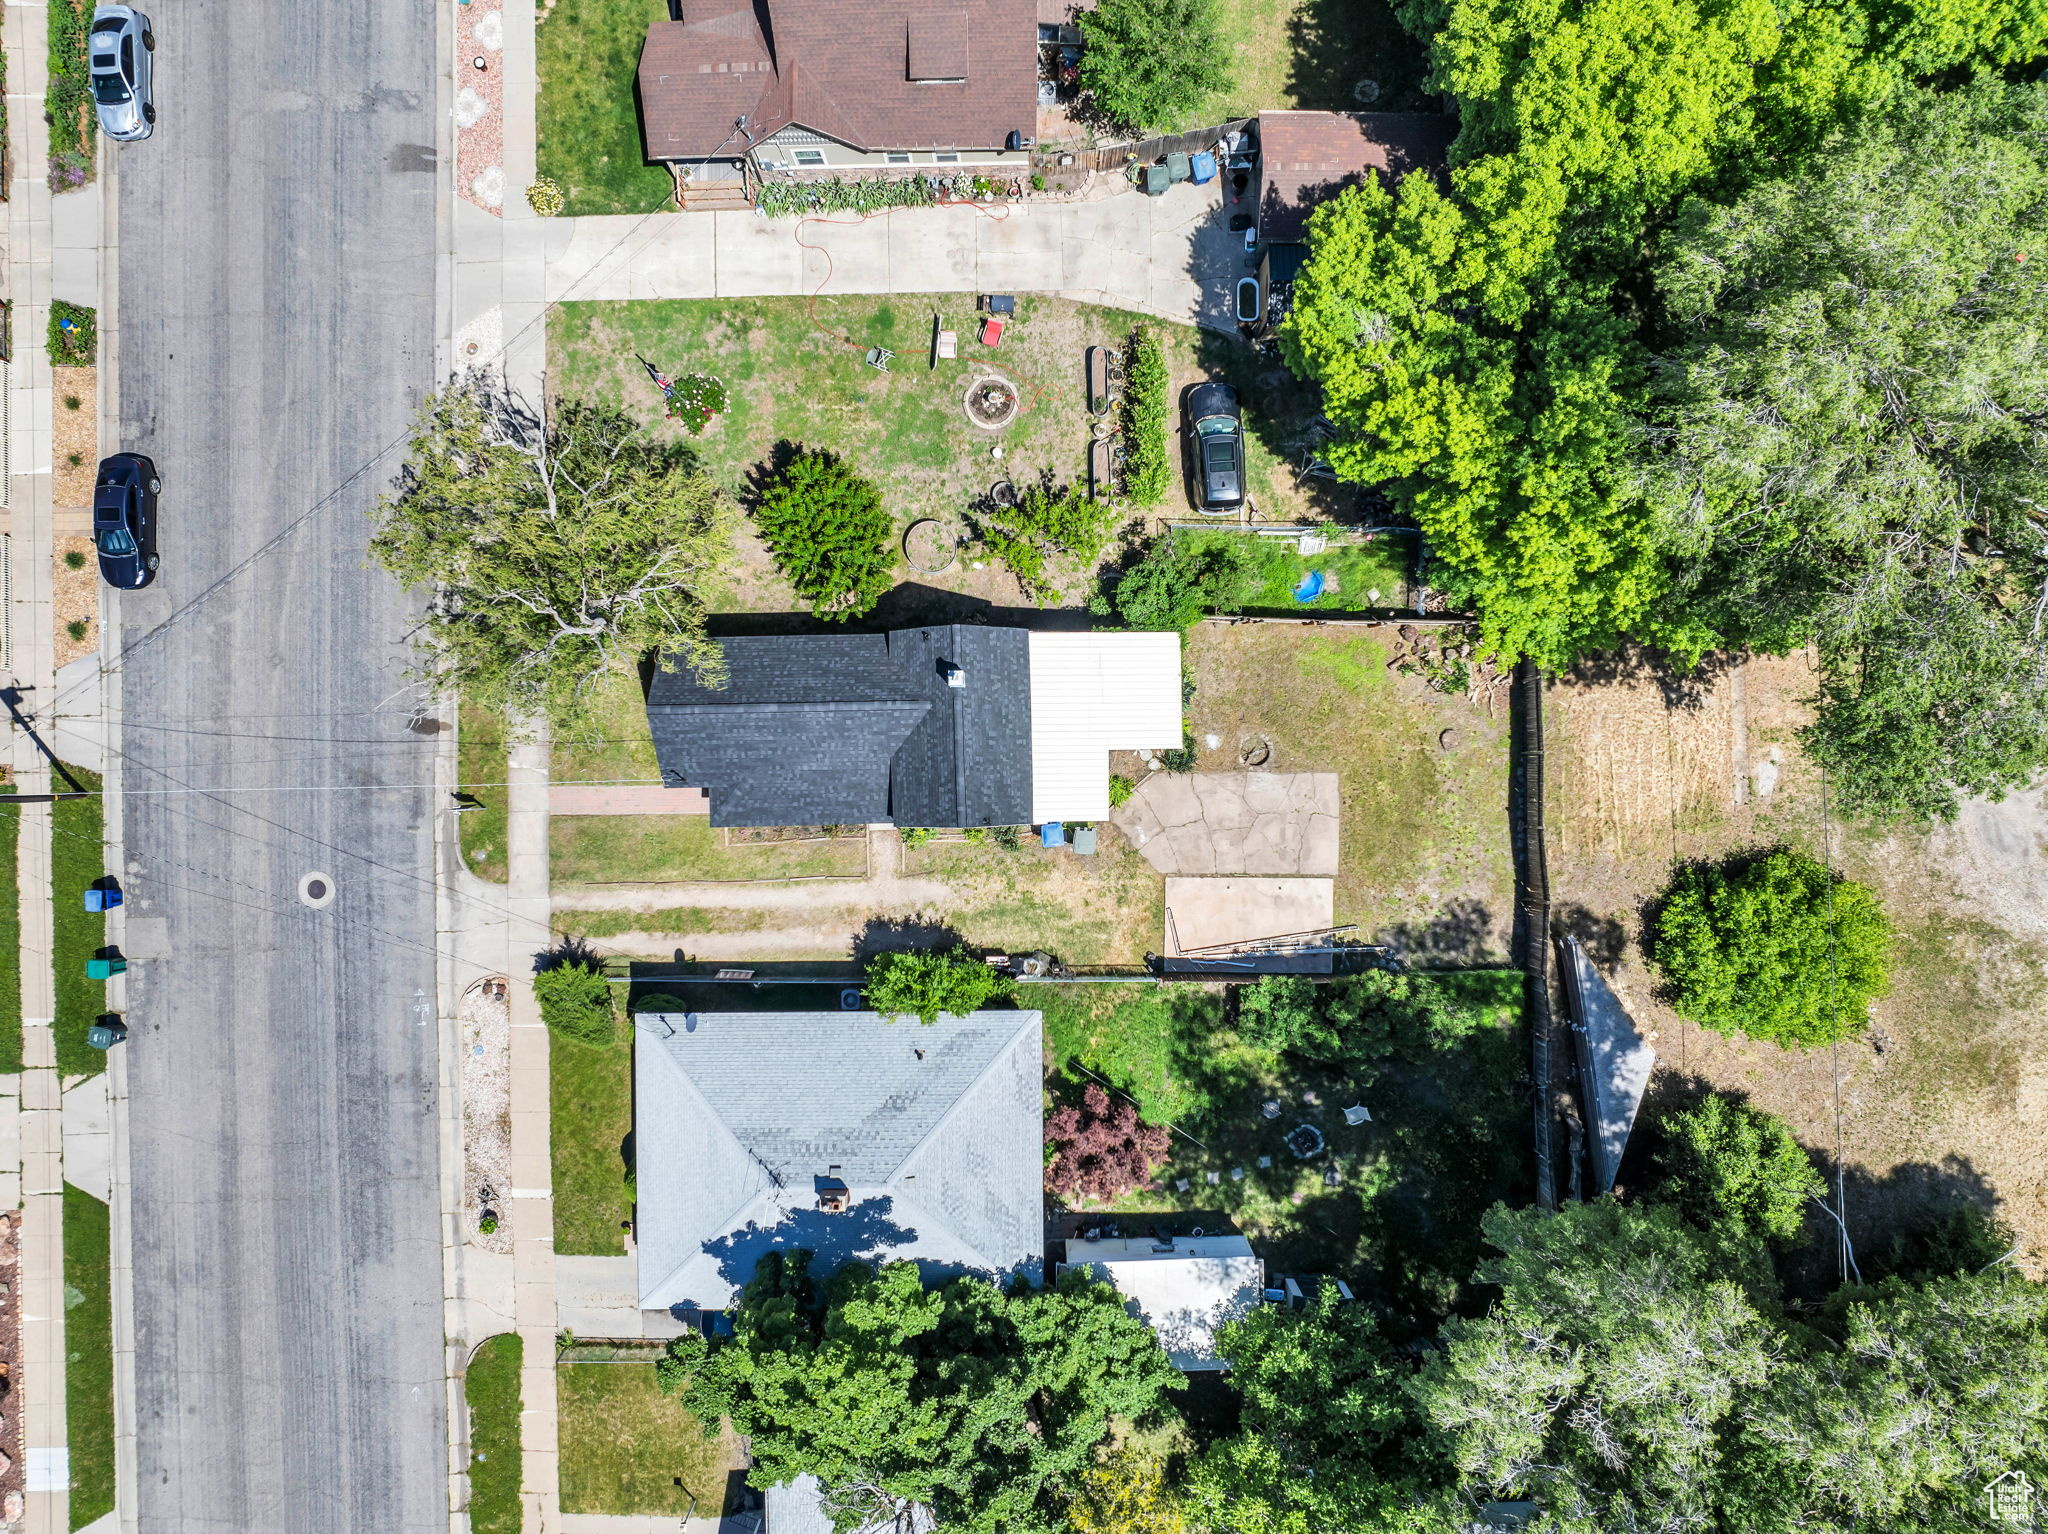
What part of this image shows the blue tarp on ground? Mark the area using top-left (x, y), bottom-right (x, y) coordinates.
top-left (1559, 936), bottom-right (1656, 1194)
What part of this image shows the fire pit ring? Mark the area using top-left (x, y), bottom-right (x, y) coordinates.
top-left (963, 374), bottom-right (1020, 429)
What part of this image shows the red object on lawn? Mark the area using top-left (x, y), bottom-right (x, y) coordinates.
top-left (980, 315), bottom-right (1007, 347)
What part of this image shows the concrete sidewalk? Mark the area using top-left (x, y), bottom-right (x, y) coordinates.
top-left (478, 179), bottom-right (1245, 332)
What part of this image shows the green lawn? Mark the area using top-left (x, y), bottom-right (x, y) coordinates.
top-left (552, 1031), bottom-right (635, 1255)
top-left (1041, 970), bottom-right (1527, 1326)
top-left (466, 1334), bottom-right (525, 1534)
top-left (1174, 527), bottom-right (1415, 614)
top-left (536, 0), bottom-right (674, 215)
top-left (63, 1182), bottom-right (113, 1529)
top-left (1207, 0), bottom-right (1439, 118)
top-left (553, 817), bottom-right (868, 885)
top-left (557, 1356), bottom-right (739, 1516)
top-left (460, 705), bottom-right (511, 884)
top-left (52, 767), bottom-right (106, 1078)
top-left (0, 786), bottom-right (21, 1072)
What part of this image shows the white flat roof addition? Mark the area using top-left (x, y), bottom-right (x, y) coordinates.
top-left (1027, 630), bottom-right (1183, 823)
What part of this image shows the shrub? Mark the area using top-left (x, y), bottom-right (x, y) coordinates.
top-left (525, 177), bottom-right (565, 217)
top-left (971, 475), bottom-right (1119, 600)
top-left (46, 0), bottom-right (95, 191)
top-left (1108, 773), bottom-right (1135, 808)
top-left (631, 992), bottom-right (686, 1015)
top-left (1031, 172), bottom-right (1047, 192)
top-left (1046, 1083), bottom-right (1171, 1203)
top-left (64, 394), bottom-right (81, 411)
top-left (1652, 1095), bottom-right (1824, 1247)
top-left (901, 826), bottom-right (939, 848)
top-left (665, 372), bottom-right (729, 435)
top-left (1077, 0), bottom-right (1231, 133)
top-left (533, 962), bottom-right (616, 1045)
top-left (1236, 970), bottom-right (1487, 1075)
top-left (864, 947), bottom-right (1013, 1025)
top-left (1110, 533), bottom-right (1263, 630)
top-left (478, 1212), bottom-right (500, 1236)
top-left (63, 550), bottom-right (85, 570)
top-left (1120, 328), bottom-right (1171, 506)
top-left (752, 447), bottom-right (896, 620)
top-left (65, 620), bottom-right (88, 642)
top-left (1649, 848), bottom-right (1892, 1047)
top-left (49, 300), bottom-right (96, 366)
top-left (1159, 732), bottom-right (1197, 771)
top-left (754, 175), bottom-right (939, 218)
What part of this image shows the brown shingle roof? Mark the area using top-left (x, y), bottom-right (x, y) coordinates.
top-left (640, 0), bottom-right (1036, 160)
top-left (1256, 110), bottom-right (1457, 243)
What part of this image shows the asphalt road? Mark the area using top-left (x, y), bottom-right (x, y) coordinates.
top-left (111, 1), bottom-right (447, 1527)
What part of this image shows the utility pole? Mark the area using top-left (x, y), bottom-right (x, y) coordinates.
top-left (0, 686), bottom-right (91, 795)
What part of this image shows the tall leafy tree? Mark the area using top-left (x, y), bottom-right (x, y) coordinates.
top-left (1742, 1273), bottom-right (2048, 1528)
top-left (1186, 1290), bottom-right (1428, 1534)
top-left (750, 447), bottom-right (896, 622)
top-left (1644, 79), bottom-right (2048, 820)
top-left (1409, 1201), bottom-right (1778, 1528)
top-left (371, 380), bottom-right (734, 730)
top-left (1075, 0), bottom-right (1231, 133)
top-left (663, 1254), bottom-right (1180, 1534)
top-left (1652, 1093), bottom-right (1825, 1248)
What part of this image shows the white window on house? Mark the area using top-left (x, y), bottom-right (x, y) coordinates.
top-left (793, 148), bottom-right (826, 166)
top-left (933, 151), bottom-right (960, 162)
top-left (886, 152), bottom-right (912, 164)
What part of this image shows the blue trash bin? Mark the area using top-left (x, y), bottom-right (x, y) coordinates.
top-left (1190, 151), bottom-right (1217, 184)
top-left (1040, 822), bottom-right (1065, 848)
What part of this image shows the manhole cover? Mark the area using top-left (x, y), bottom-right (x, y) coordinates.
top-left (1352, 77), bottom-right (1382, 104)
top-left (298, 872), bottom-right (337, 909)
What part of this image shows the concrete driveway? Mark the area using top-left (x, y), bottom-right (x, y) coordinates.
top-left (533, 178), bottom-right (1249, 329)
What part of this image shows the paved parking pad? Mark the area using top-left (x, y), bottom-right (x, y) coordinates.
top-left (1113, 771), bottom-right (1339, 876)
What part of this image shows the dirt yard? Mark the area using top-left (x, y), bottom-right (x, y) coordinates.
top-left (1547, 650), bottom-right (2048, 1274)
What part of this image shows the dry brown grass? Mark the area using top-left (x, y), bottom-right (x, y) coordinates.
top-left (1546, 651), bottom-right (2048, 1276)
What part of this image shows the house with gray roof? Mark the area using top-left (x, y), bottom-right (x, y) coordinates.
top-left (634, 1009), bottom-right (1045, 1313)
top-left (646, 625), bottom-right (1182, 827)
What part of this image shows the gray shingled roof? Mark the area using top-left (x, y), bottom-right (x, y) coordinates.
top-left (635, 1010), bottom-right (1045, 1310)
top-left (646, 626), bottom-right (1032, 828)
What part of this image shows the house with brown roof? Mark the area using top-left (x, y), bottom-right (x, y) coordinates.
top-left (637, 0), bottom-right (1039, 182)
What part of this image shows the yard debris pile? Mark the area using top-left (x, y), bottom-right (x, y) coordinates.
top-left (1388, 624), bottom-right (1510, 713)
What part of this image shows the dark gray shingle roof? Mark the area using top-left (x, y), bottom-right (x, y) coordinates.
top-left (646, 627), bottom-right (1031, 827)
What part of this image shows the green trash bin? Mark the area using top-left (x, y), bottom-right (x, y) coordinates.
top-left (87, 1020), bottom-right (128, 1051)
top-left (86, 956), bottom-right (127, 979)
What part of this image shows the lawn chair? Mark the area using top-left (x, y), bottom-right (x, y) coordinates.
top-left (864, 346), bottom-right (895, 372)
top-left (979, 315), bottom-right (1006, 347)
top-left (930, 312), bottom-right (957, 369)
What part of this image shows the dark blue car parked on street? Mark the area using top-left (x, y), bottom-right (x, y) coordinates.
top-left (93, 453), bottom-right (161, 589)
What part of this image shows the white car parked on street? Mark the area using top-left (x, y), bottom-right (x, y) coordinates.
top-left (88, 5), bottom-right (155, 142)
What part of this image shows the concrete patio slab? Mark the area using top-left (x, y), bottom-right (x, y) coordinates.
top-left (1163, 877), bottom-right (1336, 974)
top-left (554, 1254), bottom-right (644, 1338)
top-left (1114, 771), bottom-right (1339, 875)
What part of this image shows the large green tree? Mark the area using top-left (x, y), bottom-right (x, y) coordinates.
top-left (1645, 79), bottom-right (2048, 820)
top-left (1652, 1093), bottom-right (1825, 1248)
top-left (1409, 1201), bottom-right (1778, 1528)
top-left (1075, 0), bottom-right (1230, 133)
top-left (662, 1254), bottom-right (1179, 1534)
top-left (1286, 0), bottom-right (2048, 676)
top-left (1649, 848), bottom-right (1893, 1047)
top-left (371, 381), bottom-right (734, 729)
top-left (1186, 1290), bottom-right (1428, 1534)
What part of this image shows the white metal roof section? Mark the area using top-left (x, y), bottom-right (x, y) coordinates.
top-left (1062, 1233), bottom-right (1264, 1370)
top-left (1026, 631), bottom-right (1183, 822)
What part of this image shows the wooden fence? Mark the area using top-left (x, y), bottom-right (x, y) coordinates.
top-left (1065, 118), bottom-right (1254, 173)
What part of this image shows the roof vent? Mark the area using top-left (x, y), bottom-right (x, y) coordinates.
top-left (941, 660), bottom-right (967, 689)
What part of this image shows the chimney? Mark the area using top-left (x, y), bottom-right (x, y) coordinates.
top-left (818, 1170), bottom-right (849, 1213)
